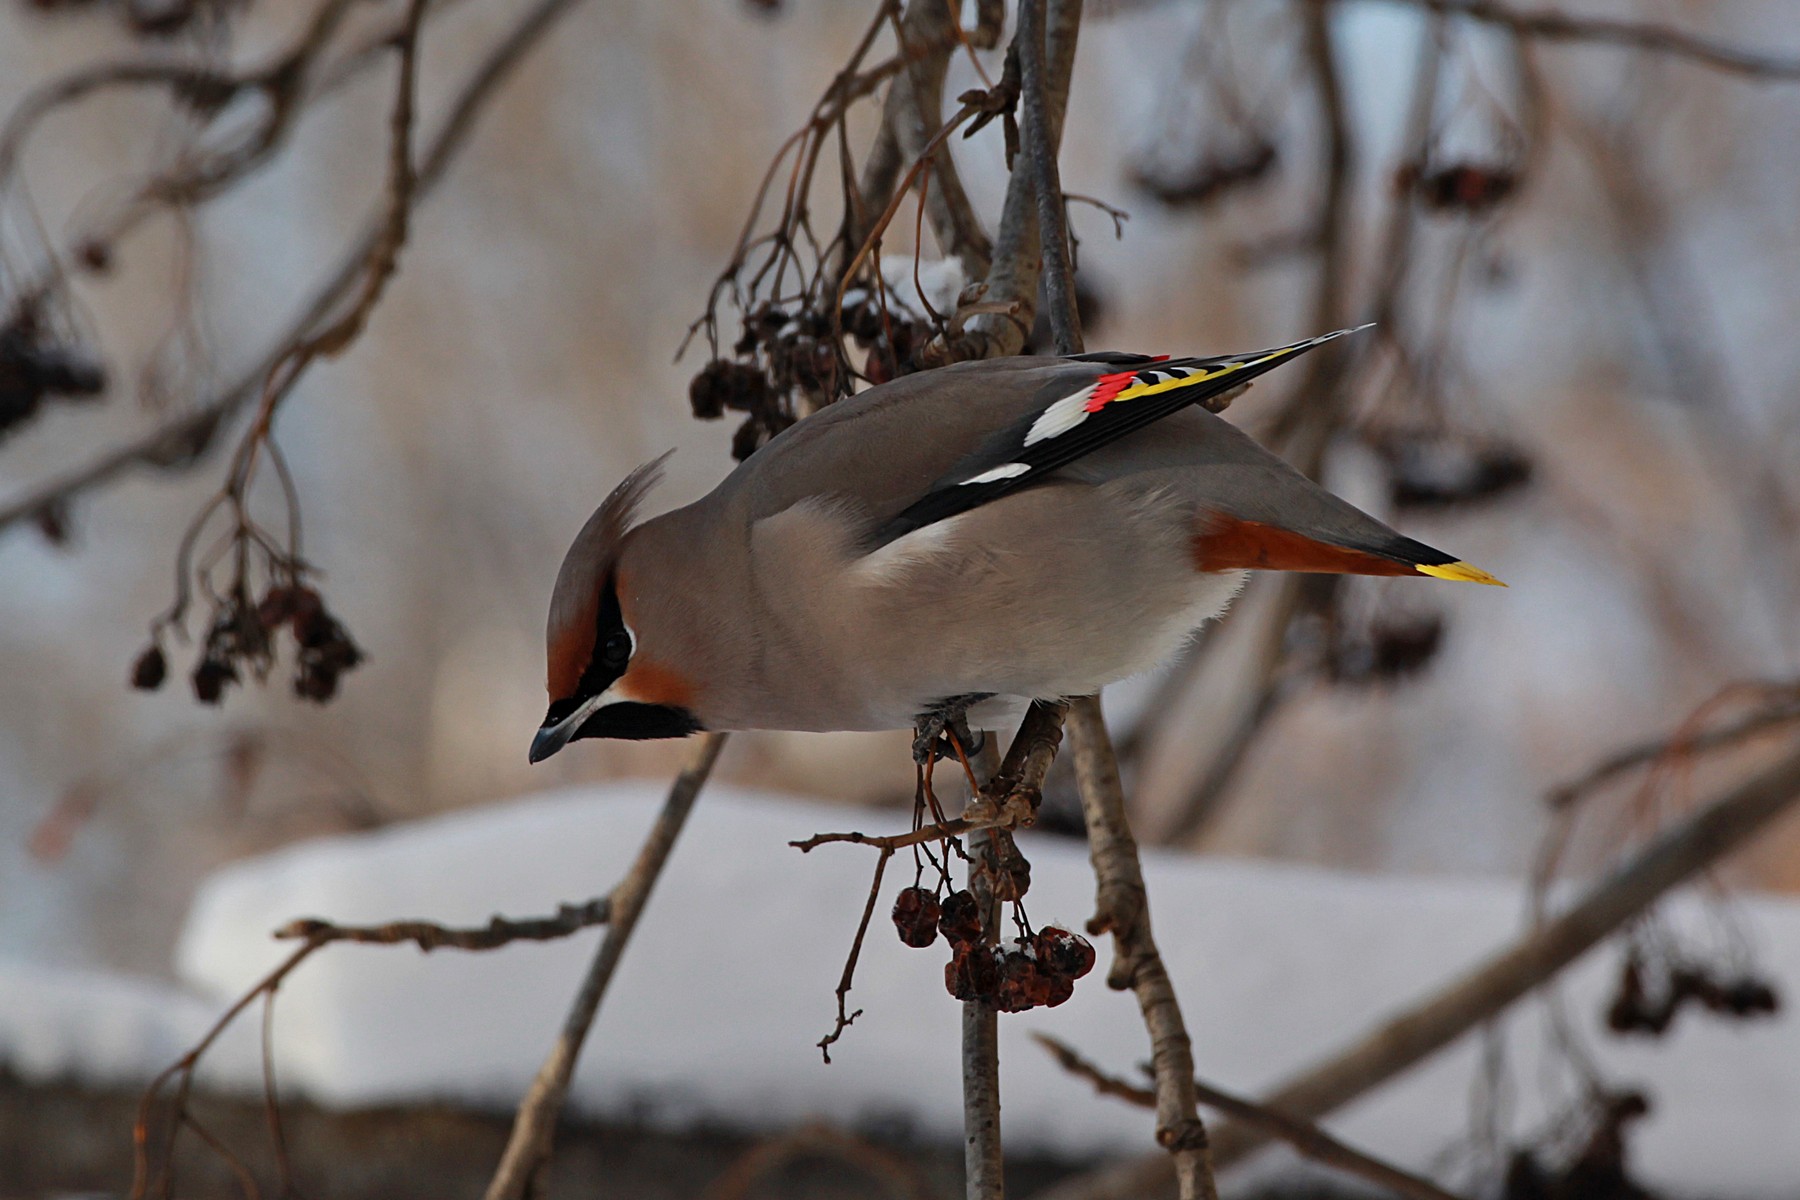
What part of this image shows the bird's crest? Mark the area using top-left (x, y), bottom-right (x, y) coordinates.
top-left (546, 451), bottom-right (672, 699)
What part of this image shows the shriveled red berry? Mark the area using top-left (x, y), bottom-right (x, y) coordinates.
top-left (945, 944), bottom-right (1000, 1002)
top-left (937, 890), bottom-right (982, 946)
top-left (1035, 926), bottom-right (1096, 980)
top-left (891, 886), bottom-right (941, 948)
top-left (994, 950), bottom-right (1048, 1013)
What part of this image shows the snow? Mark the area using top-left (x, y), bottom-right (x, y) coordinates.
top-left (0, 958), bottom-right (236, 1088)
top-left (8, 782), bottom-right (1800, 1194)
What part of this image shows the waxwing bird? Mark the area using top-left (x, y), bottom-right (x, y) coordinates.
top-left (529, 329), bottom-right (1503, 764)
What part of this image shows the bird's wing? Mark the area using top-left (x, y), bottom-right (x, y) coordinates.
top-left (866, 328), bottom-right (1363, 547)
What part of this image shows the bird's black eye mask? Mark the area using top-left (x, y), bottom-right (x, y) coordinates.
top-left (544, 574), bottom-right (632, 727)
top-left (537, 576), bottom-right (701, 746)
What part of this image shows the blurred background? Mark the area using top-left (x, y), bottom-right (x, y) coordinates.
top-left (3, 0), bottom-right (1800, 1197)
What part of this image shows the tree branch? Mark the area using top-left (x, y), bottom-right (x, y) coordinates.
top-left (1067, 696), bottom-right (1216, 1200)
top-left (1017, 0), bottom-right (1081, 355)
top-left (482, 730), bottom-right (728, 1200)
top-left (926, 0), bottom-right (1082, 365)
top-left (1033, 732), bottom-right (1800, 1199)
top-left (0, 0), bottom-right (595, 539)
top-left (1031, 1033), bottom-right (1466, 1200)
top-left (1372, 0), bottom-right (1800, 81)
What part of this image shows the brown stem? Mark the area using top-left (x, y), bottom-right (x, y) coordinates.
top-left (927, 0), bottom-right (1081, 365)
top-left (963, 737), bottom-right (1005, 1200)
top-left (1382, 0), bottom-right (1800, 80)
top-left (1067, 696), bottom-right (1216, 1200)
top-left (884, 0), bottom-right (993, 278)
top-left (1016, 0), bottom-right (1081, 355)
top-left (1031, 1033), bottom-right (1467, 1200)
top-left (0, 0), bottom-right (595, 539)
top-left (482, 731), bottom-right (727, 1200)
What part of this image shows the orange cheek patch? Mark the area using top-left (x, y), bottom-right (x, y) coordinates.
top-left (547, 623), bottom-right (594, 699)
top-left (1192, 515), bottom-right (1415, 577)
top-left (614, 658), bottom-right (697, 710)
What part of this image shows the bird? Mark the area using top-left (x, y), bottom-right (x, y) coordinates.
top-left (529, 329), bottom-right (1503, 765)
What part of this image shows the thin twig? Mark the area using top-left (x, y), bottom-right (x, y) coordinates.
top-left (1031, 1033), bottom-right (1467, 1200)
top-left (0, 0), bottom-right (595, 538)
top-left (274, 898), bottom-right (614, 951)
top-left (1546, 685), bottom-right (1800, 811)
top-left (1371, 0), bottom-right (1800, 81)
top-left (482, 730), bottom-right (727, 1200)
top-left (816, 845), bottom-right (895, 1062)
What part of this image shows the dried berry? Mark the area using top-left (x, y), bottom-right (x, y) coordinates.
top-left (1131, 139), bottom-right (1278, 211)
top-left (993, 950), bottom-right (1044, 1013)
top-left (1379, 433), bottom-right (1533, 512)
top-left (1034, 926), bottom-right (1096, 980)
top-left (891, 886), bottom-right (941, 949)
top-left (131, 644), bottom-right (167, 691)
top-left (1722, 977), bottom-right (1779, 1017)
top-left (992, 841), bottom-right (1032, 902)
top-left (945, 944), bottom-right (1000, 1002)
top-left (937, 889), bottom-right (982, 947)
top-left (191, 656), bottom-right (237, 705)
top-left (77, 239), bottom-right (113, 273)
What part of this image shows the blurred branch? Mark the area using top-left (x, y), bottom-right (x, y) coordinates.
top-left (1067, 696), bottom-right (1216, 1200)
top-left (1375, 0), bottom-right (1800, 81)
top-left (1031, 1033), bottom-right (1466, 1200)
top-left (483, 730), bottom-right (727, 1200)
top-left (0, 0), bottom-right (594, 539)
top-left (129, 889), bottom-right (618, 1199)
top-left (1033, 730), bottom-right (1800, 1199)
top-left (700, 1120), bottom-right (939, 1200)
top-left (1546, 681), bottom-right (1800, 811)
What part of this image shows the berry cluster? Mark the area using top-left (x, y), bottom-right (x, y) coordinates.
top-left (891, 885), bottom-right (1095, 1014)
top-left (1394, 160), bottom-right (1519, 216)
top-left (133, 582), bottom-right (363, 706)
top-left (1605, 955), bottom-right (1779, 1037)
top-left (0, 306), bottom-right (104, 444)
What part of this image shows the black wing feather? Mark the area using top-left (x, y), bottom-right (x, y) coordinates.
top-left (869, 328), bottom-right (1364, 547)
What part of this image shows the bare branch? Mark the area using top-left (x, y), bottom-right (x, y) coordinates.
top-left (1018, 0), bottom-right (1081, 354)
top-left (1376, 0), bottom-right (1800, 81)
top-left (1547, 683), bottom-right (1800, 811)
top-left (482, 730), bottom-right (727, 1200)
top-left (926, 0), bottom-right (1082, 365)
top-left (273, 899), bottom-right (612, 952)
top-left (1067, 696), bottom-right (1216, 1200)
top-left (1036, 732), bottom-right (1800, 1199)
top-left (1031, 1033), bottom-right (1467, 1200)
top-left (0, 0), bottom-right (595, 539)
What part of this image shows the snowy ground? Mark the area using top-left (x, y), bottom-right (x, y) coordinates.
top-left (6, 783), bottom-right (1799, 1194)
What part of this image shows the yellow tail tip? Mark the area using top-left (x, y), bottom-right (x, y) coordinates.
top-left (1417, 561), bottom-right (1507, 587)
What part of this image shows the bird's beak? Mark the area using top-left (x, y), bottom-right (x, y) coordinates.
top-left (529, 692), bottom-right (608, 764)
top-left (529, 722), bottom-right (573, 764)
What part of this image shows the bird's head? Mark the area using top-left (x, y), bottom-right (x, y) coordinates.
top-left (531, 453), bottom-right (703, 763)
